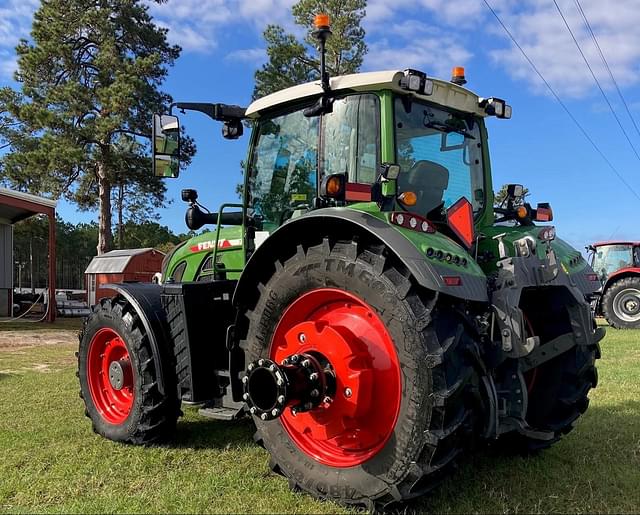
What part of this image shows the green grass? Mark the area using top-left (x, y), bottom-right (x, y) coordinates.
top-left (0, 325), bottom-right (638, 513)
top-left (0, 318), bottom-right (83, 332)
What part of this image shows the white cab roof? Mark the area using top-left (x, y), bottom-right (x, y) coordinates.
top-left (245, 70), bottom-right (488, 118)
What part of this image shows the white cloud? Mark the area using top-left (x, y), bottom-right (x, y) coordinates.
top-left (225, 47), bottom-right (266, 65)
top-left (0, 0), bottom-right (38, 78)
top-left (365, 22), bottom-right (472, 78)
top-left (487, 0), bottom-right (640, 98)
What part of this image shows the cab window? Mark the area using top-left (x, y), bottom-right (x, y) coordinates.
top-left (322, 94), bottom-right (379, 184)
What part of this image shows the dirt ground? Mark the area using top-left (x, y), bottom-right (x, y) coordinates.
top-left (0, 329), bottom-right (78, 350)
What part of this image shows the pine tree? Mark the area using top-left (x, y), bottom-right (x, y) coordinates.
top-left (253, 0), bottom-right (367, 99)
top-left (0, 0), bottom-right (195, 254)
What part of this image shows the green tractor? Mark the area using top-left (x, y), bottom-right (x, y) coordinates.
top-left (78, 17), bottom-right (604, 509)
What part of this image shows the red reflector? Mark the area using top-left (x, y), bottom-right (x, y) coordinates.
top-left (587, 273), bottom-right (600, 282)
top-left (536, 207), bottom-right (552, 222)
top-left (443, 276), bottom-right (462, 286)
top-left (345, 182), bottom-right (372, 202)
top-left (447, 197), bottom-right (474, 248)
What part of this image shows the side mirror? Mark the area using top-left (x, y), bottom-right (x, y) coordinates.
top-left (152, 113), bottom-right (180, 178)
top-left (507, 184), bottom-right (524, 198)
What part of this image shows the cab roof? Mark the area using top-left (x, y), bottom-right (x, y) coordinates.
top-left (245, 70), bottom-right (489, 119)
top-left (592, 241), bottom-right (640, 248)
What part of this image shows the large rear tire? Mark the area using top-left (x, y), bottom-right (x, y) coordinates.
top-left (78, 296), bottom-right (181, 444)
top-left (241, 239), bottom-right (479, 508)
top-left (602, 276), bottom-right (640, 329)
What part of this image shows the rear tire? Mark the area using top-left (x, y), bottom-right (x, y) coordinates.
top-left (241, 239), bottom-right (479, 508)
top-left (602, 276), bottom-right (640, 329)
top-left (78, 296), bottom-right (180, 444)
top-left (508, 316), bottom-right (599, 452)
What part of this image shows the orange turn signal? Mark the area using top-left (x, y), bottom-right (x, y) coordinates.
top-left (326, 176), bottom-right (342, 195)
top-left (314, 13), bottom-right (330, 28)
top-left (516, 206), bottom-right (529, 219)
top-left (397, 191), bottom-right (417, 207)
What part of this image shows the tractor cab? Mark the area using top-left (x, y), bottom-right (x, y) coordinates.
top-left (589, 241), bottom-right (640, 281)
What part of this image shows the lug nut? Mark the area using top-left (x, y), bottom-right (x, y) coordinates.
top-left (260, 413), bottom-right (268, 420)
top-left (242, 393), bottom-right (249, 400)
top-left (258, 359), bottom-right (264, 366)
top-left (310, 389), bottom-right (319, 397)
top-left (323, 396), bottom-right (332, 404)
top-left (276, 378), bottom-right (284, 386)
top-left (281, 358), bottom-right (289, 365)
top-left (242, 376), bottom-right (248, 384)
top-left (269, 364), bottom-right (276, 371)
top-left (344, 387), bottom-right (353, 398)
top-left (291, 407), bottom-right (298, 416)
top-left (250, 407), bottom-right (256, 414)
top-left (277, 395), bottom-right (285, 404)
top-left (271, 408), bottom-right (280, 417)
top-left (301, 359), bottom-right (310, 368)
top-left (309, 372), bottom-right (318, 381)
top-left (247, 363), bottom-right (254, 371)
top-left (298, 333), bottom-right (306, 343)
top-left (291, 355), bottom-right (299, 363)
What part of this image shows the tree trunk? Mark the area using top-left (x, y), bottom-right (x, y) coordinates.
top-left (117, 182), bottom-right (124, 249)
top-left (97, 159), bottom-right (113, 255)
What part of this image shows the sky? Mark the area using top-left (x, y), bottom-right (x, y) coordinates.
top-left (1, 0), bottom-right (640, 253)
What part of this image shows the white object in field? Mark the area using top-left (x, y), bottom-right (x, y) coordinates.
top-left (254, 231), bottom-right (270, 249)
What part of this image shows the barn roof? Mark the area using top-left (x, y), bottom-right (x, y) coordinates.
top-left (0, 187), bottom-right (57, 224)
top-left (85, 248), bottom-right (160, 274)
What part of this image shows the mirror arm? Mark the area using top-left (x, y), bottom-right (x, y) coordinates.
top-left (170, 102), bottom-right (246, 122)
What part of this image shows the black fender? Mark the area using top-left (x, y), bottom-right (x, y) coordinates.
top-left (101, 283), bottom-right (171, 395)
top-left (233, 208), bottom-right (488, 308)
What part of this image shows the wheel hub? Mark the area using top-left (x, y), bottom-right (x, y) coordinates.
top-left (108, 359), bottom-right (131, 391)
top-left (613, 288), bottom-right (640, 322)
top-left (86, 328), bottom-right (134, 424)
top-left (244, 288), bottom-right (401, 467)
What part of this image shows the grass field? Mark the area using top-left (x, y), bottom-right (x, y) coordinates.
top-left (0, 320), bottom-right (638, 513)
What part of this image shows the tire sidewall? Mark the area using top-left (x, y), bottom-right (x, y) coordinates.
top-left (245, 246), bottom-right (434, 502)
top-left (79, 302), bottom-right (146, 441)
top-left (603, 277), bottom-right (640, 329)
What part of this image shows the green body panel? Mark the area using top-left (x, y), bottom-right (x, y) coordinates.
top-left (164, 226), bottom-right (245, 282)
top-left (476, 225), bottom-right (588, 277)
top-left (347, 203), bottom-right (485, 278)
top-left (379, 90), bottom-right (395, 163)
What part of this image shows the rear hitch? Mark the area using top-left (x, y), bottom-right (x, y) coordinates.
top-left (242, 353), bottom-right (335, 421)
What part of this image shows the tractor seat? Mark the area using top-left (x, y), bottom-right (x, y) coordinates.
top-left (398, 160), bottom-right (450, 216)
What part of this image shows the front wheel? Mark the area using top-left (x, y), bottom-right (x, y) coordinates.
top-left (602, 277), bottom-right (640, 328)
top-left (77, 296), bottom-right (180, 444)
top-left (241, 239), bottom-right (478, 508)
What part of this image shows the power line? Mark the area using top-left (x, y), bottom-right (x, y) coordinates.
top-left (573, 0), bottom-right (640, 141)
top-left (552, 0), bottom-right (640, 164)
top-left (481, 0), bottom-right (640, 202)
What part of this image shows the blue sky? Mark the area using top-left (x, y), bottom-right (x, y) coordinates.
top-left (1, 0), bottom-right (639, 253)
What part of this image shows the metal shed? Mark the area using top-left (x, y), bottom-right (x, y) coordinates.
top-left (0, 188), bottom-right (57, 321)
top-left (85, 248), bottom-right (165, 306)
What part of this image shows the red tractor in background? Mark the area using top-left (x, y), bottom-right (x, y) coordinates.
top-left (588, 241), bottom-right (640, 328)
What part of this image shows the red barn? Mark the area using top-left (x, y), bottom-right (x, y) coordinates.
top-left (85, 248), bottom-right (164, 306)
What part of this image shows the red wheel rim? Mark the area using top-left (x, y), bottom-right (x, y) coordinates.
top-left (87, 327), bottom-right (134, 425)
top-left (269, 288), bottom-right (401, 467)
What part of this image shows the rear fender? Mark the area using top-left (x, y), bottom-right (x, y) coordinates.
top-left (101, 283), bottom-right (170, 395)
top-left (233, 208), bottom-right (488, 309)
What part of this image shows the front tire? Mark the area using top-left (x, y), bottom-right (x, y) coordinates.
top-left (241, 239), bottom-right (478, 508)
top-left (78, 296), bottom-right (180, 444)
top-left (602, 276), bottom-right (640, 328)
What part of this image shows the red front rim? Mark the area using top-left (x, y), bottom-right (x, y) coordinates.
top-left (269, 288), bottom-right (401, 467)
top-left (87, 327), bottom-right (134, 425)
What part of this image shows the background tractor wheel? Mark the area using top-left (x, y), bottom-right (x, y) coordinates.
top-left (78, 296), bottom-right (180, 444)
top-left (602, 277), bottom-right (640, 329)
top-left (241, 239), bottom-right (479, 509)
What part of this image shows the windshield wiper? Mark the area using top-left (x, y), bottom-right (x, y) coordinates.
top-left (423, 120), bottom-right (476, 140)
